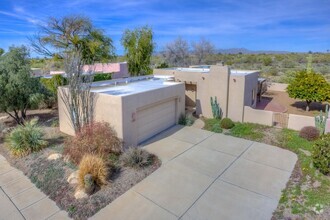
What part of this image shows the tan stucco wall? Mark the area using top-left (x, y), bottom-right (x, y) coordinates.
top-left (287, 114), bottom-right (315, 131)
top-left (58, 82), bottom-right (185, 147)
top-left (326, 118), bottom-right (330, 134)
top-left (243, 106), bottom-right (273, 126)
top-left (227, 72), bottom-right (259, 122)
top-left (154, 66), bottom-right (230, 118)
top-left (185, 84), bottom-right (197, 107)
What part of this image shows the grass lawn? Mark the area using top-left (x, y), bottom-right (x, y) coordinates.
top-left (203, 118), bottom-right (330, 219)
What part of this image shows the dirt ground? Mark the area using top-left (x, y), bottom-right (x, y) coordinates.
top-left (0, 109), bottom-right (161, 220)
top-left (260, 91), bottom-right (329, 117)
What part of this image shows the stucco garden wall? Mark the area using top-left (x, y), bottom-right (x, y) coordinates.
top-left (287, 114), bottom-right (315, 131)
top-left (243, 106), bottom-right (273, 126)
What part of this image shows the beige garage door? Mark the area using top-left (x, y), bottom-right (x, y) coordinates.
top-left (137, 99), bottom-right (176, 143)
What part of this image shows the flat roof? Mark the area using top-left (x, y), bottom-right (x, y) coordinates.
top-left (91, 77), bottom-right (181, 96)
top-left (162, 67), bottom-right (210, 73)
top-left (230, 69), bottom-right (259, 76)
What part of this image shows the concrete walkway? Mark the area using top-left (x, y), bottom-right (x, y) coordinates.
top-left (92, 126), bottom-right (297, 220)
top-left (0, 154), bottom-right (69, 220)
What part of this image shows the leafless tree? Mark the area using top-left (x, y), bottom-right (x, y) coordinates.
top-left (59, 50), bottom-right (95, 132)
top-left (192, 38), bottom-right (216, 64)
top-left (162, 37), bottom-right (190, 67)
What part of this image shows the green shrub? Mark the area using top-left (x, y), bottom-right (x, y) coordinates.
top-left (121, 147), bottom-right (154, 169)
top-left (63, 122), bottom-right (123, 165)
top-left (93, 73), bottom-right (112, 82)
top-left (6, 118), bottom-right (48, 156)
top-left (220, 118), bottom-right (235, 129)
top-left (230, 122), bottom-right (265, 141)
top-left (204, 118), bottom-right (220, 131)
top-left (211, 123), bottom-right (223, 133)
top-left (40, 75), bottom-right (67, 95)
top-left (312, 135), bottom-right (330, 175)
top-left (40, 75), bottom-right (66, 108)
top-left (178, 114), bottom-right (195, 126)
top-left (299, 126), bottom-right (320, 141)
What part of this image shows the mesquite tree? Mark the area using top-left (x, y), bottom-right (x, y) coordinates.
top-left (162, 37), bottom-right (190, 67)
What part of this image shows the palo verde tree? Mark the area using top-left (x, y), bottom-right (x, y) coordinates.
top-left (121, 26), bottom-right (154, 76)
top-left (0, 46), bottom-right (43, 124)
top-left (31, 15), bottom-right (115, 132)
top-left (287, 70), bottom-right (330, 111)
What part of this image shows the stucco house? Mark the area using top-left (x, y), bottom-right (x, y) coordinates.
top-left (58, 64), bottom-right (263, 147)
top-left (154, 65), bottom-right (262, 122)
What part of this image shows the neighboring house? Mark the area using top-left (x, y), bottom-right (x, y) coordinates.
top-left (154, 65), bottom-right (264, 122)
top-left (82, 62), bottom-right (129, 79)
top-left (43, 62), bottom-right (130, 79)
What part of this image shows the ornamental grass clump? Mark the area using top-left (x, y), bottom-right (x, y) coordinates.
top-left (78, 154), bottom-right (109, 194)
top-left (63, 122), bottom-right (123, 165)
top-left (6, 118), bottom-right (48, 157)
top-left (299, 126), bottom-right (320, 141)
top-left (121, 147), bottom-right (154, 169)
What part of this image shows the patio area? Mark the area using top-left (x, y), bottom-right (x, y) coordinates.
top-left (92, 126), bottom-right (297, 220)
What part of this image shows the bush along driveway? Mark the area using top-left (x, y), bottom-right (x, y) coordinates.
top-left (92, 126), bottom-right (297, 220)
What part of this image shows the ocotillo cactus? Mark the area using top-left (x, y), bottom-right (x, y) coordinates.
top-left (210, 96), bottom-right (222, 119)
top-left (315, 104), bottom-right (329, 135)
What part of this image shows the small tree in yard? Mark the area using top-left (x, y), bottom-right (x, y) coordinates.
top-left (121, 26), bottom-right (154, 76)
top-left (287, 70), bottom-right (330, 111)
top-left (0, 46), bottom-right (43, 124)
top-left (31, 15), bottom-right (115, 132)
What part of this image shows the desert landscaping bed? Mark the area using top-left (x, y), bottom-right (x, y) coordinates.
top-left (0, 110), bottom-right (160, 219)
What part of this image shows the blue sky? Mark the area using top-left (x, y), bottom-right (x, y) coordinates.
top-left (0, 0), bottom-right (329, 55)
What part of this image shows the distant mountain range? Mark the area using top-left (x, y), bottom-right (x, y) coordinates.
top-left (217, 48), bottom-right (290, 54)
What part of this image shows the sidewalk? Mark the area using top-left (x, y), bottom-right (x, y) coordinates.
top-left (0, 154), bottom-right (69, 220)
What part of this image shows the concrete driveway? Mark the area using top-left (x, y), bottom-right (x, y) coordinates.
top-left (92, 126), bottom-right (297, 220)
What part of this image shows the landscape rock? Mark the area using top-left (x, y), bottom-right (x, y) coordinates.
top-left (74, 189), bottom-right (88, 199)
top-left (67, 171), bottom-right (79, 185)
top-left (312, 181), bottom-right (321, 188)
top-left (299, 149), bottom-right (311, 157)
top-left (0, 116), bottom-right (9, 121)
top-left (191, 119), bottom-right (205, 129)
top-left (47, 153), bottom-right (62, 161)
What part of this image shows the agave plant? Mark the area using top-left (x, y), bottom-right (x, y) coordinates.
top-left (6, 118), bottom-right (48, 156)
